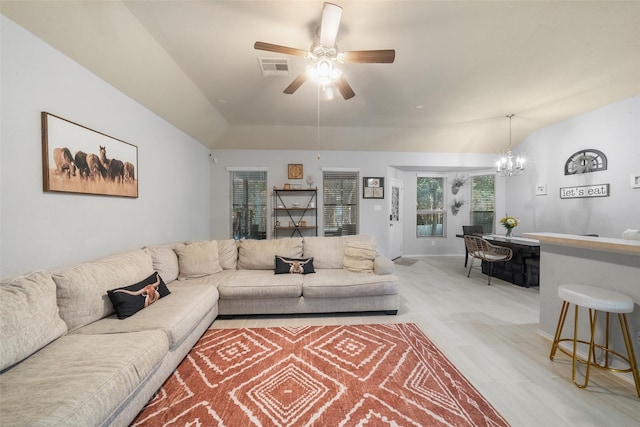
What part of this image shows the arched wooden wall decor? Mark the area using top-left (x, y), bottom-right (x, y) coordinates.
top-left (564, 149), bottom-right (607, 175)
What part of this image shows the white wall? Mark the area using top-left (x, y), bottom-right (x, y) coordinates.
top-left (0, 16), bottom-right (212, 279)
top-left (209, 149), bottom-right (496, 257)
top-left (507, 96), bottom-right (640, 238)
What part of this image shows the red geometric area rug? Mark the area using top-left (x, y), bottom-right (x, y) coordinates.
top-left (132, 323), bottom-right (510, 426)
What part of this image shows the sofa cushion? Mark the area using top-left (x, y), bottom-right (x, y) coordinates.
top-left (0, 271), bottom-right (68, 371)
top-left (302, 269), bottom-right (398, 298)
top-left (52, 249), bottom-right (155, 332)
top-left (343, 241), bottom-right (377, 273)
top-left (74, 283), bottom-right (218, 349)
top-left (143, 243), bottom-right (180, 283)
top-left (174, 241), bottom-right (222, 280)
top-left (238, 238), bottom-right (303, 270)
top-left (374, 256), bottom-right (396, 275)
top-left (217, 270), bottom-right (303, 299)
top-left (217, 239), bottom-right (238, 269)
top-left (303, 235), bottom-right (375, 269)
top-left (275, 256), bottom-right (315, 274)
top-left (0, 331), bottom-right (168, 426)
top-left (107, 272), bottom-right (171, 319)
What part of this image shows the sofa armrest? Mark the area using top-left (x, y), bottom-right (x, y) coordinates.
top-left (373, 256), bottom-right (395, 275)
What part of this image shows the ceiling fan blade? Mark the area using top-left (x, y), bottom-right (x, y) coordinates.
top-left (335, 76), bottom-right (355, 100)
top-left (342, 49), bottom-right (396, 64)
top-left (283, 71), bottom-right (309, 94)
top-left (254, 41), bottom-right (308, 57)
top-left (319, 2), bottom-right (342, 48)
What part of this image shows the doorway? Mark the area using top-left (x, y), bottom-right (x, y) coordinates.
top-left (388, 177), bottom-right (403, 259)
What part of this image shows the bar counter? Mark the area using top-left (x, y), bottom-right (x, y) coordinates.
top-left (524, 232), bottom-right (640, 382)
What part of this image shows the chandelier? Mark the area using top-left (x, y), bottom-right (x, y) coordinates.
top-left (496, 114), bottom-right (525, 176)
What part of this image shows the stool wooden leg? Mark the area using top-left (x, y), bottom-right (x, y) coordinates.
top-left (618, 313), bottom-right (640, 398)
top-left (550, 301), bottom-right (569, 360)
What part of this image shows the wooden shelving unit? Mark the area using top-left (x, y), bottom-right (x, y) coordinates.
top-left (273, 187), bottom-right (317, 238)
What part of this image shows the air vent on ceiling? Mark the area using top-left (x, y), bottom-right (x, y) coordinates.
top-left (258, 58), bottom-right (289, 76)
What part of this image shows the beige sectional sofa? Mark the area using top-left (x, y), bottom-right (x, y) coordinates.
top-left (0, 235), bottom-right (398, 426)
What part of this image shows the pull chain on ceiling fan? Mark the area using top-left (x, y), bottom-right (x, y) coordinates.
top-left (254, 2), bottom-right (395, 100)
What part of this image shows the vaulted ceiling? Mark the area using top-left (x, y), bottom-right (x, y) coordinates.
top-left (2, 1), bottom-right (639, 153)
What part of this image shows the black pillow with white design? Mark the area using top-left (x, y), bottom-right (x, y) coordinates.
top-left (274, 256), bottom-right (315, 275)
top-left (107, 272), bottom-right (170, 319)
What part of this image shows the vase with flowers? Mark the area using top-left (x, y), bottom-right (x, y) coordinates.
top-left (500, 215), bottom-right (519, 238)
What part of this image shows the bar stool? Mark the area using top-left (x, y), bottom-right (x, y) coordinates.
top-left (549, 284), bottom-right (640, 398)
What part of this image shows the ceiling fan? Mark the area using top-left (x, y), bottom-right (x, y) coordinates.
top-left (254, 2), bottom-right (395, 100)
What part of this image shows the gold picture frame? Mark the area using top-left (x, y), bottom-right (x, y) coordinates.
top-left (288, 163), bottom-right (303, 179)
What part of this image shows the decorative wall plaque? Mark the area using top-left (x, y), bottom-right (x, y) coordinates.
top-left (560, 184), bottom-right (609, 199)
top-left (564, 149), bottom-right (607, 175)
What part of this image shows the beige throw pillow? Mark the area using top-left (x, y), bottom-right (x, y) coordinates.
top-left (343, 241), bottom-right (377, 273)
top-left (174, 241), bottom-right (222, 280)
top-left (1, 271), bottom-right (68, 370)
top-left (216, 239), bottom-right (239, 269)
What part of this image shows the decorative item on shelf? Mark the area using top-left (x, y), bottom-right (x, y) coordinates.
top-left (284, 183), bottom-right (291, 190)
top-left (363, 177), bottom-right (384, 199)
top-left (300, 220), bottom-right (307, 227)
top-left (500, 215), bottom-right (519, 238)
top-left (496, 114), bottom-right (525, 177)
top-left (291, 183), bottom-right (303, 189)
top-left (450, 197), bottom-right (466, 216)
top-left (275, 220), bottom-right (281, 227)
top-left (288, 163), bottom-right (303, 179)
top-left (451, 174), bottom-right (467, 195)
top-left (306, 175), bottom-right (315, 188)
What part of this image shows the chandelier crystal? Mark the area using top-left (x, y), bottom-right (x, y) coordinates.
top-left (496, 114), bottom-right (525, 176)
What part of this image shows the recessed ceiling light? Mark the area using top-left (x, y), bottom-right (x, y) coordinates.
top-left (415, 105), bottom-right (424, 109)
top-left (217, 99), bottom-right (228, 104)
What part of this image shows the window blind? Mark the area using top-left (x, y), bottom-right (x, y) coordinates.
top-left (230, 170), bottom-right (267, 240)
top-left (322, 171), bottom-right (359, 236)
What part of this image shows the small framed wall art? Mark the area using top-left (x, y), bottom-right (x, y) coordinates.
top-left (288, 164), bottom-right (303, 179)
top-left (363, 177), bottom-right (384, 199)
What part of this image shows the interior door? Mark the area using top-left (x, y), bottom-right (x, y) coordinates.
top-left (388, 177), bottom-right (403, 259)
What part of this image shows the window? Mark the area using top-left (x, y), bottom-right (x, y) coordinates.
top-left (229, 170), bottom-right (267, 240)
top-left (470, 175), bottom-right (495, 233)
top-left (323, 170), bottom-right (359, 236)
top-left (416, 176), bottom-right (445, 237)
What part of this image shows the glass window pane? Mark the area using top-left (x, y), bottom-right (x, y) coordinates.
top-left (230, 170), bottom-right (267, 240)
top-left (470, 175), bottom-right (495, 233)
top-left (416, 177), bottom-right (445, 237)
top-left (323, 171), bottom-right (359, 236)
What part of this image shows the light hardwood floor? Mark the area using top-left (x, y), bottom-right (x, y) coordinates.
top-left (211, 256), bottom-right (640, 426)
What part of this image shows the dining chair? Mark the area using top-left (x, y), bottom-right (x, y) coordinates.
top-left (464, 235), bottom-right (513, 285)
top-left (462, 225), bottom-right (484, 267)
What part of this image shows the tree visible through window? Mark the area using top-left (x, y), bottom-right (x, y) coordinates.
top-left (323, 171), bottom-right (359, 236)
top-left (470, 175), bottom-right (495, 233)
top-left (230, 170), bottom-right (267, 240)
top-left (417, 176), bottom-right (445, 237)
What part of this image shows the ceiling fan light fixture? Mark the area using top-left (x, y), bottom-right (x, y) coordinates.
top-left (317, 57), bottom-right (332, 78)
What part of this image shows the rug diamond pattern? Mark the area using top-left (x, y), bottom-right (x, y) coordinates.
top-left (132, 323), bottom-right (510, 427)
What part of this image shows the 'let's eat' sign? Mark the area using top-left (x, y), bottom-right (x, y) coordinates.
top-left (560, 184), bottom-right (610, 199)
